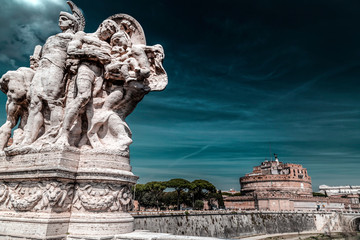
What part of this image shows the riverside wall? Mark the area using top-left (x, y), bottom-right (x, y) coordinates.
top-left (132, 211), bottom-right (346, 239)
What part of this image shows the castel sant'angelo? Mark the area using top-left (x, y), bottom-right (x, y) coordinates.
top-left (224, 155), bottom-right (359, 211)
top-left (240, 155), bottom-right (312, 197)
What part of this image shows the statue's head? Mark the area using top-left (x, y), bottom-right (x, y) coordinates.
top-left (0, 72), bottom-right (10, 94)
top-left (110, 31), bottom-right (131, 48)
top-left (0, 69), bottom-right (33, 102)
top-left (58, 1), bottom-right (85, 33)
top-left (97, 19), bottom-right (120, 41)
top-left (59, 12), bottom-right (78, 32)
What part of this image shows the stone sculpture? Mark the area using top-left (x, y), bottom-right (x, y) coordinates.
top-left (1, 2), bottom-right (166, 154)
top-left (0, 1), bottom-right (167, 239)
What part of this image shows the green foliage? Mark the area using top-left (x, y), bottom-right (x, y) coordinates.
top-left (166, 178), bottom-right (191, 210)
top-left (161, 191), bottom-right (177, 206)
top-left (207, 191), bottom-right (225, 210)
top-left (145, 181), bottom-right (166, 210)
top-left (217, 191), bottom-right (225, 209)
top-left (135, 178), bottom-right (220, 211)
top-left (188, 179), bottom-right (217, 208)
top-left (134, 182), bottom-right (166, 210)
top-left (191, 180), bottom-right (216, 193)
top-left (166, 178), bottom-right (191, 191)
top-left (134, 184), bottom-right (147, 210)
top-left (191, 180), bottom-right (216, 199)
top-left (145, 181), bottom-right (166, 192)
top-left (194, 200), bottom-right (204, 210)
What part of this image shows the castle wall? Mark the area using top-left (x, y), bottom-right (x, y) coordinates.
top-left (257, 199), bottom-right (294, 211)
top-left (133, 211), bottom-right (344, 239)
top-left (224, 194), bottom-right (355, 212)
top-left (223, 196), bottom-right (255, 210)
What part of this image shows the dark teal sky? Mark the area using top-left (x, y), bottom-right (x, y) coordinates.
top-left (0, 0), bottom-right (359, 191)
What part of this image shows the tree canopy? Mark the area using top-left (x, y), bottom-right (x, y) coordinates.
top-left (133, 178), bottom-right (224, 211)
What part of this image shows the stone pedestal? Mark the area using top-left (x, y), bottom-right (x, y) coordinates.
top-left (0, 147), bottom-right (138, 239)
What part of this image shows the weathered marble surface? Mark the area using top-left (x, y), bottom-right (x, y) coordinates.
top-left (0, 2), bottom-right (167, 155)
top-left (0, 1), bottom-right (167, 239)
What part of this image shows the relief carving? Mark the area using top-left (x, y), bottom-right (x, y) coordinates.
top-left (0, 181), bottom-right (133, 213)
top-left (0, 184), bottom-right (9, 204)
top-left (37, 182), bottom-right (74, 211)
top-left (0, 181), bottom-right (74, 212)
top-left (72, 183), bottom-right (133, 212)
top-left (10, 183), bottom-right (44, 211)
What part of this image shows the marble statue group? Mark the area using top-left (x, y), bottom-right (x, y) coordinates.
top-left (0, 1), bottom-right (167, 155)
top-left (0, 2), bottom-right (166, 238)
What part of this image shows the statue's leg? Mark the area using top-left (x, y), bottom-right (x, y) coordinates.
top-left (0, 100), bottom-right (20, 149)
top-left (22, 96), bottom-right (43, 145)
top-left (45, 64), bottom-right (66, 134)
top-left (48, 104), bottom-right (64, 134)
top-left (57, 64), bottom-right (95, 145)
top-left (0, 121), bottom-right (14, 150)
top-left (103, 89), bottom-right (124, 110)
top-left (107, 114), bottom-right (132, 150)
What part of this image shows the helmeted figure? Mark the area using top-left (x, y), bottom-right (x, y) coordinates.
top-left (19, 1), bottom-right (85, 148)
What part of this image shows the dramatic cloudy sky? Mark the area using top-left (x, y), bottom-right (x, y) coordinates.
top-left (0, 0), bottom-right (359, 190)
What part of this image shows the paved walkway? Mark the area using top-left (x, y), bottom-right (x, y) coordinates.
top-left (236, 231), bottom-right (337, 240)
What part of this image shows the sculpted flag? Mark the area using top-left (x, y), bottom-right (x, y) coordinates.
top-left (0, 1), bottom-right (167, 155)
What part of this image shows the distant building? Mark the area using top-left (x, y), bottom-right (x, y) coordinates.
top-left (223, 155), bottom-right (360, 211)
top-left (319, 185), bottom-right (360, 196)
top-left (240, 156), bottom-right (312, 197)
top-left (222, 189), bottom-right (240, 195)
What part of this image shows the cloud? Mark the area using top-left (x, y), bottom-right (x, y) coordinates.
top-left (0, 0), bottom-right (68, 69)
top-left (176, 145), bottom-right (210, 161)
top-left (0, 54), bottom-right (17, 69)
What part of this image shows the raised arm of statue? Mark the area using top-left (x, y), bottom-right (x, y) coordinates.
top-left (68, 32), bottom-right (111, 64)
top-left (30, 45), bottom-right (42, 70)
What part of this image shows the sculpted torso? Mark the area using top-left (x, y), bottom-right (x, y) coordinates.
top-left (32, 32), bottom-right (74, 98)
top-left (41, 33), bottom-right (74, 65)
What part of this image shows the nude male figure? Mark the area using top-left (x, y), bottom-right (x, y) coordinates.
top-left (56, 19), bottom-right (120, 146)
top-left (21, 8), bottom-right (82, 146)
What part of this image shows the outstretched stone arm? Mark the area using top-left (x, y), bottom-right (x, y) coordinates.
top-left (67, 32), bottom-right (111, 64)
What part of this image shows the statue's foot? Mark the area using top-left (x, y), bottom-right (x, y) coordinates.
top-left (4, 145), bottom-right (33, 155)
top-left (80, 144), bottom-right (92, 150)
top-left (54, 135), bottom-right (70, 147)
top-left (5, 144), bottom-right (16, 151)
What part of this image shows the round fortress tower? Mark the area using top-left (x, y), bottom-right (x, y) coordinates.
top-left (240, 155), bottom-right (312, 197)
